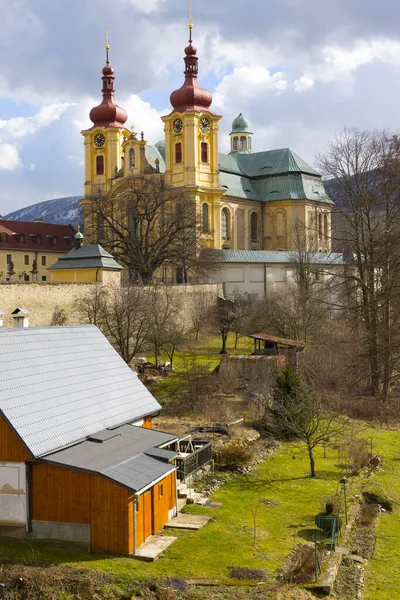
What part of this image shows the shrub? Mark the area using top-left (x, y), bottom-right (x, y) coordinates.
top-left (214, 439), bottom-right (253, 470)
top-left (347, 438), bottom-right (371, 475)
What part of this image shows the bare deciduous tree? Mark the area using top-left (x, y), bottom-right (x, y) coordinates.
top-left (84, 174), bottom-right (216, 284)
top-left (317, 128), bottom-right (400, 399)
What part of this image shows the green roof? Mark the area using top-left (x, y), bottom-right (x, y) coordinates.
top-left (48, 244), bottom-right (123, 271)
top-left (218, 148), bottom-right (332, 204)
top-left (216, 250), bottom-right (345, 264)
top-left (231, 113), bottom-right (251, 134)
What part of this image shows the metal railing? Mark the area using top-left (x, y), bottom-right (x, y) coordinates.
top-left (176, 439), bottom-right (213, 482)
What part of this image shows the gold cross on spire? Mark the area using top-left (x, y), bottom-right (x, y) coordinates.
top-left (189, 3), bottom-right (193, 30)
top-left (105, 28), bottom-right (110, 63)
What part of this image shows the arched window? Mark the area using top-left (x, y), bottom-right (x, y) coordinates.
top-left (323, 213), bottom-right (328, 239)
top-left (232, 136), bottom-right (239, 151)
top-left (250, 212), bottom-right (258, 242)
top-left (129, 148), bottom-right (135, 167)
top-left (248, 137), bottom-right (252, 151)
top-left (202, 203), bottom-right (209, 233)
top-left (240, 136), bottom-right (247, 151)
top-left (221, 207), bottom-right (230, 239)
top-left (96, 155), bottom-right (104, 175)
top-left (175, 142), bottom-right (182, 163)
top-left (201, 142), bottom-right (208, 163)
top-left (276, 211), bottom-right (285, 236)
top-left (318, 212), bottom-right (323, 239)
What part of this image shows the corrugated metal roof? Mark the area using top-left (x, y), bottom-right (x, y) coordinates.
top-left (44, 424), bottom-right (178, 492)
top-left (216, 250), bottom-right (345, 264)
top-left (0, 326), bottom-right (162, 457)
top-left (48, 244), bottom-right (123, 270)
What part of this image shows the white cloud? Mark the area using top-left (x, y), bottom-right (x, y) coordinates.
top-left (119, 0), bottom-right (165, 14)
top-left (294, 38), bottom-right (400, 92)
top-left (0, 103), bottom-right (73, 139)
top-left (0, 143), bottom-right (21, 171)
top-left (213, 66), bottom-right (288, 111)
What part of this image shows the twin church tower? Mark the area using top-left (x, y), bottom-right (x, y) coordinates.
top-left (81, 21), bottom-right (332, 267)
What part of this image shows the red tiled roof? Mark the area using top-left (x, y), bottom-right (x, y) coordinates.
top-left (0, 220), bottom-right (76, 252)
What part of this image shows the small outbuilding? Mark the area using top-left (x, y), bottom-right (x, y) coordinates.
top-left (0, 325), bottom-right (178, 555)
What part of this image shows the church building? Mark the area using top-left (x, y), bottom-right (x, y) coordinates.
top-left (80, 20), bottom-right (335, 295)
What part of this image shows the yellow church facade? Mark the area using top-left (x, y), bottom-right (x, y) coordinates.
top-left (80, 22), bottom-right (332, 282)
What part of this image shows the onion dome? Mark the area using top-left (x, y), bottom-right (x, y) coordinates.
top-left (89, 40), bottom-right (128, 128)
top-left (170, 25), bottom-right (212, 113)
top-left (231, 113), bottom-right (252, 134)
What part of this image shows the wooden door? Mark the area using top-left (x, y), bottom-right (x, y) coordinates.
top-left (143, 490), bottom-right (152, 540)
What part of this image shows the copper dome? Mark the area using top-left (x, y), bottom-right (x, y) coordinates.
top-left (170, 41), bottom-right (213, 113)
top-left (89, 61), bottom-right (128, 128)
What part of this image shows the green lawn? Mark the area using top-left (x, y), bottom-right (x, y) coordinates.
top-left (358, 426), bottom-right (400, 600)
top-left (0, 442), bottom-right (358, 582)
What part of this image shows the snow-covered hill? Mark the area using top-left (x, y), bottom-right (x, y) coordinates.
top-left (4, 196), bottom-right (82, 228)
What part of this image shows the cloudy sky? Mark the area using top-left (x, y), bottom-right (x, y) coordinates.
top-left (0, 0), bottom-right (399, 214)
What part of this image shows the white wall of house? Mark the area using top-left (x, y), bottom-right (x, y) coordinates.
top-left (211, 263), bottom-right (296, 299)
top-left (0, 462), bottom-right (26, 524)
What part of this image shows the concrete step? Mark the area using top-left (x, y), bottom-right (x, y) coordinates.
top-left (177, 498), bottom-right (187, 512)
top-left (186, 492), bottom-right (203, 504)
top-left (134, 535), bottom-right (177, 562)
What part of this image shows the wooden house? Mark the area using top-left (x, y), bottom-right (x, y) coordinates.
top-left (0, 325), bottom-right (178, 555)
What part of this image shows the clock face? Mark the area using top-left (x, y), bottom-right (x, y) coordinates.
top-left (173, 118), bottom-right (183, 134)
top-left (200, 117), bottom-right (210, 132)
top-left (94, 133), bottom-right (106, 147)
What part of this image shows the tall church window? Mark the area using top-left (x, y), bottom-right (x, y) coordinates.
top-left (96, 155), bottom-right (104, 175)
top-left (129, 148), bottom-right (135, 167)
top-left (240, 136), bottom-right (247, 151)
top-left (221, 207), bottom-right (230, 239)
top-left (248, 137), bottom-right (252, 151)
top-left (276, 211), bottom-right (285, 236)
top-left (318, 212), bottom-right (323, 239)
top-left (201, 142), bottom-right (208, 163)
top-left (323, 213), bottom-right (328, 239)
top-left (175, 142), bottom-right (182, 163)
top-left (250, 212), bottom-right (258, 242)
top-left (232, 136), bottom-right (239, 151)
top-left (202, 203), bottom-right (209, 233)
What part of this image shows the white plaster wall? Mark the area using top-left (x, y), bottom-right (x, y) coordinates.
top-left (0, 462), bottom-right (26, 524)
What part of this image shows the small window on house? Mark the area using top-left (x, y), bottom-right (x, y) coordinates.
top-left (6, 254), bottom-right (12, 264)
top-left (52, 236), bottom-right (58, 245)
top-left (18, 234), bottom-right (25, 243)
top-left (232, 136), bottom-right (239, 151)
top-left (96, 155), bottom-right (104, 175)
top-left (221, 207), bottom-right (230, 239)
top-left (35, 235), bottom-right (42, 244)
top-left (175, 142), bottom-right (182, 163)
top-left (0, 233), bottom-right (7, 242)
top-left (24, 255), bottom-right (29, 265)
top-left (129, 148), bottom-right (135, 167)
top-left (250, 212), bottom-right (258, 242)
top-left (201, 142), bottom-right (208, 163)
top-left (202, 203), bottom-right (209, 233)
top-left (41, 256), bottom-right (47, 266)
top-left (159, 484), bottom-right (164, 498)
top-left (24, 273), bottom-right (29, 282)
top-left (41, 275), bottom-right (47, 282)
top-left (240, 136), bottom-right (247, 151)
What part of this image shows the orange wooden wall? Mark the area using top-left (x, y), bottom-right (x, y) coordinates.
top-left (0, 415), bottom-right (33, 462)
top-left (142, 417), bottom-right (153, 430)
top-left (131, 470), bottom-right (176, 551)
top-left (31, 462), bottom-right (131, 555)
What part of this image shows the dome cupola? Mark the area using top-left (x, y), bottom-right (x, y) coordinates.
top-left (229, 112), bottom-right (253, 153)
top-left (89, 35), bottom-right (128, 128)
top-left (169, 21), bottom-right (213, 113)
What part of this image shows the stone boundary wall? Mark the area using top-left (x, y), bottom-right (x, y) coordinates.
top-left (0, 282), bottom-right (223, 329)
